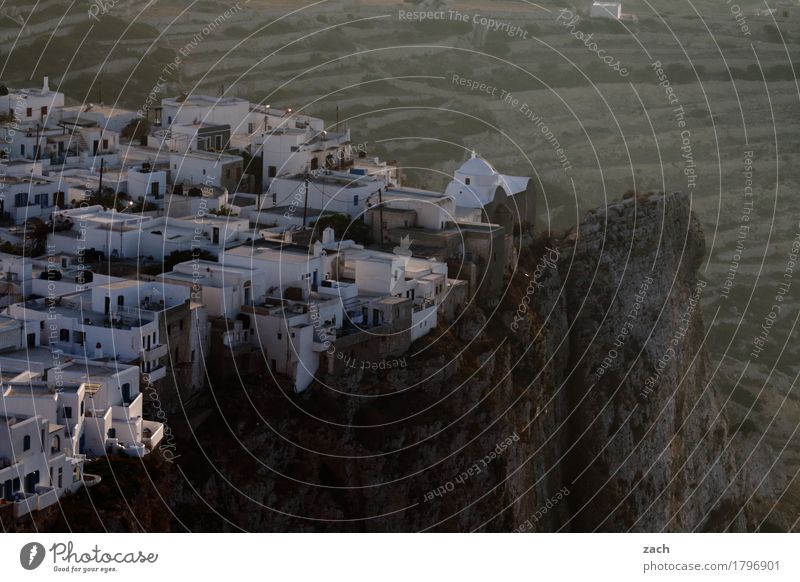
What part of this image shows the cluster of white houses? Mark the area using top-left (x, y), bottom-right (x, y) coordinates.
top-left (0, 77), bottom-right (536, 517)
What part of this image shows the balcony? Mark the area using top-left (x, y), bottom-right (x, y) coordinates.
top-left (140, 343), bottom-right (168, 362)
top-left (144, 365), bottom-right (166, 382)
top-left (142, 420), bottom-right (164, 450)
top-left (112, 392), bottom-right (143, 421)
top-left (12, 492), bottom-right (38, 518)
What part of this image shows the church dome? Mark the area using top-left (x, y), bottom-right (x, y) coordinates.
top-left (456, 154), bottom-right (496, 177)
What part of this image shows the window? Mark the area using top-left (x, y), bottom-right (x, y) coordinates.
top-left (202, 169), bottom-right (206, 175)
top-left (64, 406), bottom-right (72, 419)
top-left (14, 192), bottom-right (26, 207)
top-left (59, 329), bottom-right (69, 342)
top-left (26, 107), bottom-right (32, 117)
top-left (465, 178), bottom-right (471, 185)
top-left (277, 332), bottom-right (282, 340)
top-left (353, 194), bottom-right (359, 207)
top-left (20, 144), bottom-right (25, 156)
top-left (117, 295), bottom-right (124, 307)
top-left (102, 139), bottom-right (109, 150)
top-left (73, 330), bottom-right (85, 345)
top-left (268, 166), bottom-right (277, 178)
top-left (215, 135), bottom-right (223, 150)
top-left (23, 435), bottom-right (31, 451)
top-left (58, 467), bottom-right (63, 488)
top-left (41, 105), bottom-right (47, 116)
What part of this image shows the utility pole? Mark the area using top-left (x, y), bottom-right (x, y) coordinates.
top-left (302, 172), bottom-right (309, 228)
top-left (378, 188), bottom-right (384, 245)
top-left (97, 157), bottom-right (105, 198)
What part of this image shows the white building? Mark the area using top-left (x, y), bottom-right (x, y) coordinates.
top-left (590, 1), bottom-right (622, 19)
top-left (0, 172), bottom-right (66, 224)
top-left (221, 240), bottom-right (324, 301)
top-left (160, 94), bottom-right (251, 134)
top-left (159, 259), bottom-right (256, 318)
top-left (264, 170), bottom-right (386, 221)
top-left (4, 285), bottom-right (168, 381)
top-left (127, 164), bottom-right (168, 202)
top-left (0, 412), bottom-right (81, 518)
top-left (0, 253), bottom-right (32, 307)
top-left (0, 77), bottom-right (64, 125)
top-left (169, 150), bottom-right (243, 194)
top-left (255, 124), bottom-right (351, 189)
top-left (48, 205), bottom-right (250, 261)
top-left (55, 103), bottom-right (140, 134)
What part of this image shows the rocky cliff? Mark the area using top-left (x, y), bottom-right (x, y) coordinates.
top-left (17, 191), bottom-right (777, 533)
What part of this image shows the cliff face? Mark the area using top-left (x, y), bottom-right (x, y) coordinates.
top-left (19, 191), bottom-right (774, 533)
top-left (558, 192), bottom-right (757, 532)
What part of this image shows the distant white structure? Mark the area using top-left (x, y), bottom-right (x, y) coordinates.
top-left (0, 76), bottom-right (64, 125)
top-left (444, 153), bottom-right (536, 229)
top-left (590, 1), bottom-right (622, 19)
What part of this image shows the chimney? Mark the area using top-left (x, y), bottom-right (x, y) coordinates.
top-left (42, 76), bottom-right (49, 93)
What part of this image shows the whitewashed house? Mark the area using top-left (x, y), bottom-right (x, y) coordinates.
top-left (590, 1), bottom-right (622, 19)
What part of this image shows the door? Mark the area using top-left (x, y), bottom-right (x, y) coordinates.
top-left (212, 227), bottom-right (219, 244)
top-left (24, 470), bottom-right (39, 493)
top-left (104, 296), bottom-right (110, 314)
top-left (122, 383), bottom-right (131, 404)
top-left (27, 333), bottom-right (35, 348)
